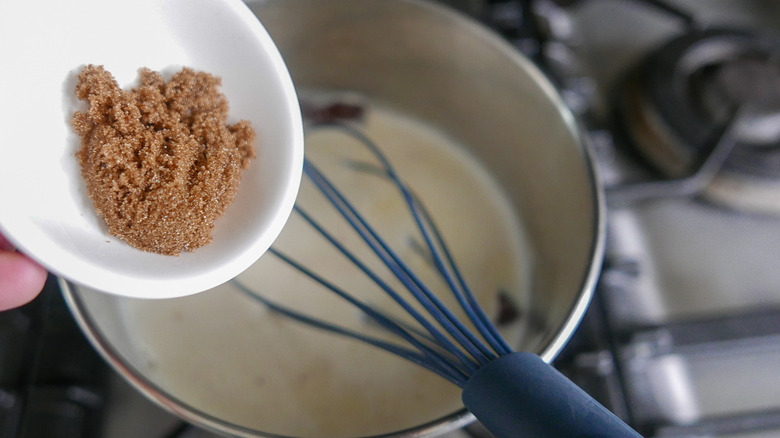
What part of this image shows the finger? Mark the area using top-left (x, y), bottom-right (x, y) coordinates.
top-left (0, 233), bottom-right (15, 251)
top-left (0, 251), bottom-right (48, 310)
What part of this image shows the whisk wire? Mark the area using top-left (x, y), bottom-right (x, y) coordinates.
top-left (342, 161), bottom-right (513, 357)
top-left (314, 123), bottom-right (510, 359)
top-left (233, 276), bottom-right (470, 387)
top-left (240, 121), bottom-right (514, 385)
top-left (302, 159), bottom-right (497, 367)
top-left (414, 203), bottom-right (514, 356)
top-left (291, 183), bottom-right (482, 373)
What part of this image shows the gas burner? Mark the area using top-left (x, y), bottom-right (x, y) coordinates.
top-left (618, 28), bottom-right (780, 215)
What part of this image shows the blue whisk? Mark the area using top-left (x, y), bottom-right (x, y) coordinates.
top-left (234, 121), bottom-right (642, 438)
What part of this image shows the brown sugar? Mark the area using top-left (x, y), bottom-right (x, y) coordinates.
top-left (72, 65), bottom-right (256, 255)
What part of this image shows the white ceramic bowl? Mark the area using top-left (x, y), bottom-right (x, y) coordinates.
top-left (0, 0), bottom-right (303, 298)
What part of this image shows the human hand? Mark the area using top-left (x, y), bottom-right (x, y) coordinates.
top-left (0, 232), bottom-right (47, 310)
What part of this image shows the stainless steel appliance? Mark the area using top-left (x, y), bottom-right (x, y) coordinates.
top-left (2, 1), bottom-right (778, 437)
top-left (525, 1), bottom-right (780, 437)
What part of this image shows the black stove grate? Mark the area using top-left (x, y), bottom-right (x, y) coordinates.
top-left (0, 277), bottom-right (109, 438)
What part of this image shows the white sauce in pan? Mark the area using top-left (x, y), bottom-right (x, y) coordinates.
top-left (117, 100), bottom-right (532, 437)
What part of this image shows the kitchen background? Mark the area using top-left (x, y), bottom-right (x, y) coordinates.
top-left (2, 0), bottom-right (779, 437)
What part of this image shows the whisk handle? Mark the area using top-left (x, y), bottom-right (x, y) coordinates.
top-left (462, 352), bottom-right (642, 438)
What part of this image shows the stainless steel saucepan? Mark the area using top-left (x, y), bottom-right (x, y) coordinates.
top-left (62, 1), bottom-right (605, 436)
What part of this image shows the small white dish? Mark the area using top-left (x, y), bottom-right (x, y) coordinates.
top-left (0, 0), bottom-right (303, 299)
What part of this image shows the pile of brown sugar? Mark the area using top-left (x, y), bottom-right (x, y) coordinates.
top-left (72, 65), bottom-right (256, 255)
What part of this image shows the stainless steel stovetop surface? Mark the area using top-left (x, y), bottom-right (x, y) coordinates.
top-left (539, 1), bottom-right (780, 436)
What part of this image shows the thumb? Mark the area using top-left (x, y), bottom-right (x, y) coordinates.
top-left (0, 249), bottom-right (47, 311)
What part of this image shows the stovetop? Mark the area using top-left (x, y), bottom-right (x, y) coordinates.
top-left (530, 1), bottom-right (780, 437)
top-left (3, 1), bottom-right (779, 437)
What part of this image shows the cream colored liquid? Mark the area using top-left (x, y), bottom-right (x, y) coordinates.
top-left (120, 101), bottom-right (532, 437)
